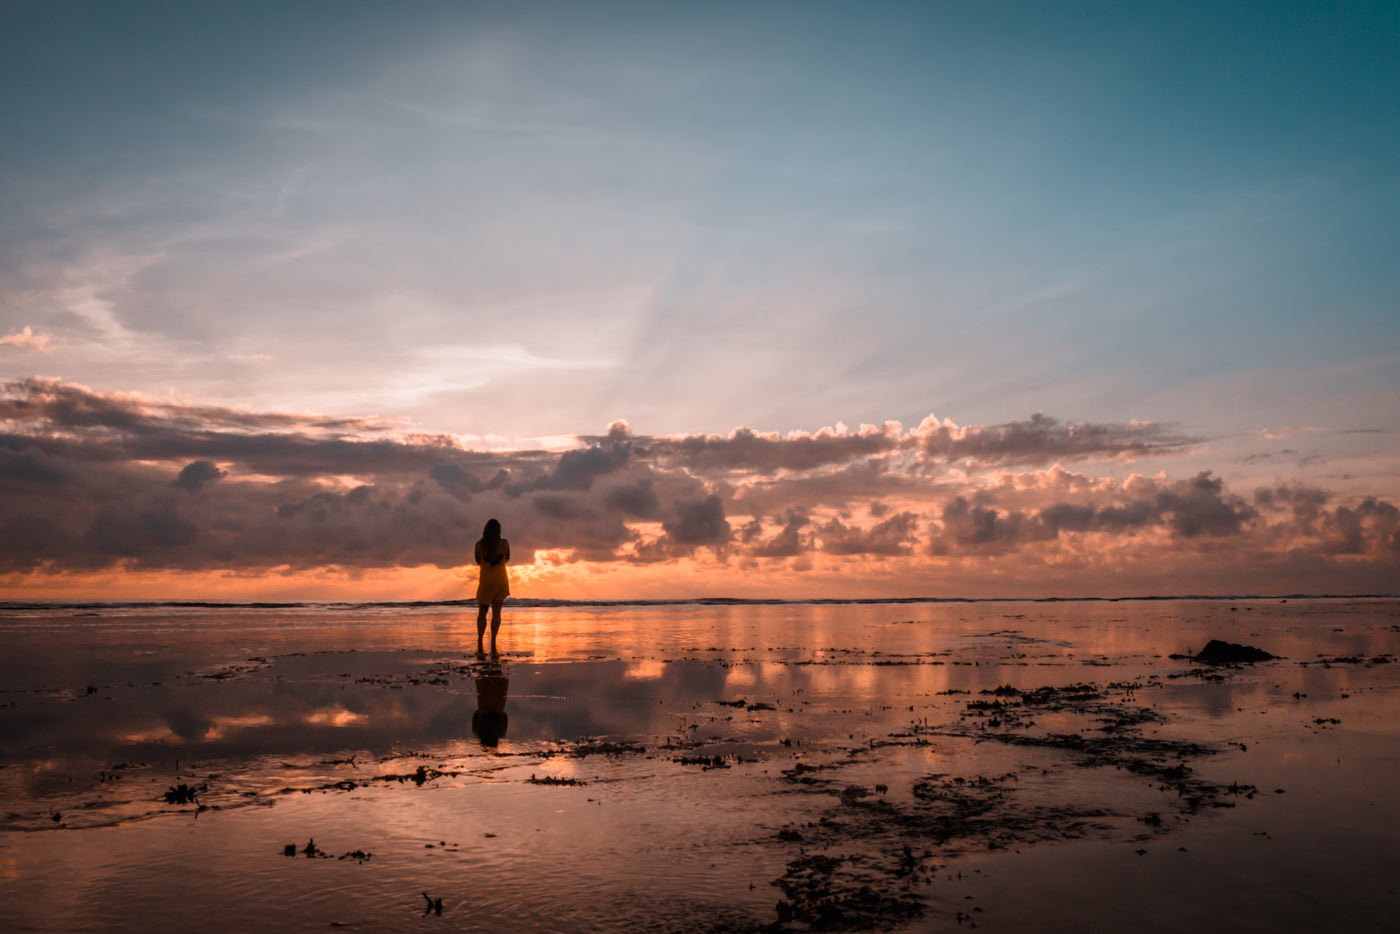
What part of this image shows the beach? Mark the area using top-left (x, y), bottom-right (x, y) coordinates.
top-left (5, 6), bottom-right (1399, 931)
top-left (1, 598), bottom-right (1397, 932)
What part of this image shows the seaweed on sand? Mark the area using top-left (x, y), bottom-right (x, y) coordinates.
top-left (947, 681), bottom-right (1249, 811)
top-left (528, 774), bottom-right (586, 786)
top-left (162, 783), bottom-right (204, 805)
top-left (762, 772), bottom-right (1109, 931)
top-left (773, 852), bottom-right (925, 931)
top-left (753, 679), bottom-right (1260, 931)
top-left (563, 740), bottom-right (647, 758)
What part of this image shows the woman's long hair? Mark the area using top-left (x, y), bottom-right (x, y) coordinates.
top-left (480, 518), bottom-right (502, 554)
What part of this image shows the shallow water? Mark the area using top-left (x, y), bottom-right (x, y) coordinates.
top-left (1, 599), bottom-right (1397, 931)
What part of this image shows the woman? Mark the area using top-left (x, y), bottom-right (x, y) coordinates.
top-left (474, 518), bottom-right (510, 655)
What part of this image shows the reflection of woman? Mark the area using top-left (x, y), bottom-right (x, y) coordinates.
top-left (471, 668), bottom-right (509, 748)
top-left (475, 518), bottom-right (510, 655)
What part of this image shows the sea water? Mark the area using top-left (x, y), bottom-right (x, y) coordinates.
top-left (1, 599), bottom-right (1396, 931)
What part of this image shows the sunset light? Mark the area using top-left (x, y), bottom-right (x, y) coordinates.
top-left (3, 3), bottom-right (1397, 931)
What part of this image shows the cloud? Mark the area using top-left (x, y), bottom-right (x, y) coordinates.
top-left (1318, 498), bottom-right (1400, 556)
top-left (522, 443), bottom-right (630, 492)
top-left (582, 412), bottom-right (1192, 483)
top-left (932, 498), bottom-right (1038, 553)
top-left (917, 412), bottom-right (1194, 466)
top-left (0, 377), bottom-right (1396, 591)
top-left (1, 377), bottom-right (388, 435)
top-left (601, 478), bottom-right (660, 518)
top-left (1, 377), bottom-right (487, 477)
top-left (928, 472), bottom-right (1260, 554)
top-left (662, 495), bottom-right (731, 547)
top-left (5, 381), bottom-right (1194, 493)
top-left (88, 501), bottom-right (198, 554)
top-left (1038, 502), bottom-right (1098, 533)
top-left (1154, 472), bottom-right (1257, 537)
top-left (750, 509), bottom-right (810, 558)
top-left (817, 511), bottom-right (919, 557)
top-left (611, 422), bottom-right (904, 473)
top-left (428, 462), bottom-right (483, 500)
top-left (531, 492), bottom-right (593, 520)
top-left (173, 460), bottom-right (225, 493)
top-left (1255, 484), bottom-right (1329, 510)
top-left (0, 327), bottom-right (55, 352)
top-left (0, 447), bottom-right (73, 485)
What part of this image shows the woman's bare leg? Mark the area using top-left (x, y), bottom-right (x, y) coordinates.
top-left (489, 601), bottom-right (504, 654)
top-left (476, 604), bottom-right (489, 654)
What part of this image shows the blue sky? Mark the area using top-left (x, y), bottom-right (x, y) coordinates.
top-left (5, 1), bottom-right (1394, 439)
top-left (2, 2), bottom-right (1397, 474)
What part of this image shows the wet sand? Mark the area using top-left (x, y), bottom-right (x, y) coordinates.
top-left (1, 599), bottom-right (1397, 931)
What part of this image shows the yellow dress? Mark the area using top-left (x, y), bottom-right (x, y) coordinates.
top-left (476, 559), bottom-right (510, 606)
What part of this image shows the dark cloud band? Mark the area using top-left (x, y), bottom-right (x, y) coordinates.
top-left (1, 378), bottom-right (1395, 579)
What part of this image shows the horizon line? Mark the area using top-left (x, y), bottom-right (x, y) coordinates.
top-left (2, 593), bottom-right (1396, 611)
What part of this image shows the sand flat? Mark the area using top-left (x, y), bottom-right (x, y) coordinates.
top-left (1, 598), bottom-right (1397, 931)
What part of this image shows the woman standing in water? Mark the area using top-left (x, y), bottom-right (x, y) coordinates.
top-left (474, 518), bottom-right (510, 655)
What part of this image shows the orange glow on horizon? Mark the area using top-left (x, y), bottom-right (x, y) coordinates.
top-left (3, 539), bottom-right (1398, 602)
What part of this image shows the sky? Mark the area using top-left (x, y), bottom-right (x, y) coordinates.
top-left (1, 0), bottom-right (1397, 600)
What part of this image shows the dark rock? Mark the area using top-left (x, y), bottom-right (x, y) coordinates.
top-left (1192, 640), bottom-right (1275, 664)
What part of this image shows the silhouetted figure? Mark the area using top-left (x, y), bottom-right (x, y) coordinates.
top-left (474, 518), bottom-right (510, 655)
top-left (471, 665), bottom-right (509, 748)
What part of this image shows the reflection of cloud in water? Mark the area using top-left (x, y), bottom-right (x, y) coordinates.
top-left (119, 725), bottom-right (181, 744)
top-left (202, 714), bottom-right (277, 739)
top-left (1170, 682), bottom-right (1241, 719)
top-left (422, 695), bottom-right (477, 741)
top-left (513, 661), bottom-right (663, 739)
top-left (302, 706), bottom-right (366, 727)
top-left (724, 666), bottom-right (758, 689)
top-left (658, 661), bottom-right (729, 702)
top-left (623, 659), bottom-right (665, 680)
top-left (163, 706), bottom-right (212, 742)
top-left (126, 713), bottom-right (277, 744)
top-left (501, 660), bottom-right (738, 741)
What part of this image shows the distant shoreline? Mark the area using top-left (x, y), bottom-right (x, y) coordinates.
top-left (1, 593), bottom-right (1396, 611)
